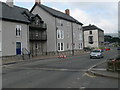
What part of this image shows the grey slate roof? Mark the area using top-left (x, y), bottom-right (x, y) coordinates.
top-left (0, 2), bottom-right (30, 23)
top-left (83, 25), bottom-right (104, 32)
top-left (31, 3), bottom-right (83, 25)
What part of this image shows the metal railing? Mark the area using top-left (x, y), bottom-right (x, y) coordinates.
top-left (22, 48), bottom-right (31, 60)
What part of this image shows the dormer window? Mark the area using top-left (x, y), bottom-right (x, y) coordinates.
top-left (35, 19), bottom-right (39, 25)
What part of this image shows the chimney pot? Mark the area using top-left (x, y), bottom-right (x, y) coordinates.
top-left (6, 0), bottom-right (13, 7)
top-left (35, 0), bottom-right (41, 4)
top-left (65, 9), bottom-right (70, 15)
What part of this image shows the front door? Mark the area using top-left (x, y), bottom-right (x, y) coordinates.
top-left (16, 42), bottom-right (21, 55)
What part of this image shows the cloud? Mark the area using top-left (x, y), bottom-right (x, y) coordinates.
top-left (70, 7), bottom-right (118, 33)
top-left (71, 8), bottom-right (92, 25)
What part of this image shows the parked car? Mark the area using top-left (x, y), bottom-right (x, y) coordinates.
top-left (90, 49), bottom-right (103, 59)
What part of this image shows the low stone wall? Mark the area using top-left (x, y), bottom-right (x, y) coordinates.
top-left (2, 55), bottom-right (23, 61)
top-left (2, 50), bottom-right (85, 64)
top-left (46, 50), bottom-right (85, 56)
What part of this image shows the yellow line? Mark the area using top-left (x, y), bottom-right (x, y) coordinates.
top-left (83, 73), bottom-right (96, 78)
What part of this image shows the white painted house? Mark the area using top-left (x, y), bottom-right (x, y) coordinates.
top-left (0, 1), bottom-right (30, 58)
top-left (83, 24), bottom-right (104, 48)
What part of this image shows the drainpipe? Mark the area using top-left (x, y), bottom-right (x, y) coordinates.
top-left (71, 22), bottom-right (74, 56)
top-left (55, 17), bottom-right (58, 55)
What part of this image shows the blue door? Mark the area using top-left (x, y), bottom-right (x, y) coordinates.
top-left (16, 42), bottom-right (21, 55)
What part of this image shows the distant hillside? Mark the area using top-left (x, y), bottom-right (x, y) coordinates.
top-left (105, 33), bottom-right (118, 37)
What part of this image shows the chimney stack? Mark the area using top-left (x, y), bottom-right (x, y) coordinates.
top-left (35, 0), bottom-right (41, 4)
top-left (6, 0), bottom-right (13, 7)
top-left (65, 9), bottom-right (70, 15)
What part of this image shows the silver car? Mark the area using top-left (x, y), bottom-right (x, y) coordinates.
top-left (90, 49), bottom-right (103, 59)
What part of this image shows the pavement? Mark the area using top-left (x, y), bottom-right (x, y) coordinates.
top-left (2, 51), bottom-right (89, 65)
top-left (87, 60), bottom-right (120, 80)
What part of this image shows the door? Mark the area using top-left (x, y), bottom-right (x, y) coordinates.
top-left (16, 42), bottom-right (21, 55)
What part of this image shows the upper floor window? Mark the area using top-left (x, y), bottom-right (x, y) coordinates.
top-left (35, 19), bottom-right (40, 25)
top-left (35, 30), bottom-right (39, 37)
top-left (79, 33), bottom-right (82, 40)
top-left (16, 25), bottom-right (21, 37)
top-left (57, 19), bottom-right (63, 26)
top-left (89, 36), bottom-right (93, 44)
top-left (57, 30), bottom-right (64, 39)
top-left (89, 31), bottom-right (92, 34)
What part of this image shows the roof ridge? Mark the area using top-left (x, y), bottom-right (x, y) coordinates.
top-left (35, 3), bottom-right (83, 25)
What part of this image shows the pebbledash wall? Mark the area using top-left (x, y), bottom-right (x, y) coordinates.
top-left (31, 4), bottom-right (84, 56)
top-left (84, 29), bottom-right (104, 48)
top-left (2, 20), bottom-right (29, 60)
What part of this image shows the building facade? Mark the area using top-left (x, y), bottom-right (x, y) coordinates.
top-left (83, 25), bottom-right (104, 48)
top-left (0, 1), bottom-right (47, 59)
top-left (31, 1), bottom-right (83, 55)
top-left (0, 1), bottom-right (30, 57)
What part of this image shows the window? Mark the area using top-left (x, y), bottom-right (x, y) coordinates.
top-left (67, 43), bottom-right (69, 49)
top-left (79, 43), bottom-right (83, 49)
top-left (35, 19), bottom-right (39, 25)
top-left (79, 33), bottom-right (82, 40)
top-left (61, 31), bottom-right (64, 39)
top-left (57, 42), bottom-right (64, 51)
top-left (81, 43), bottom-right (82, 49)
top-left (57, 19), bottom-right (63, 26)
top-left (89, 31), bottom-right (92, 34)
top-left (35, 30), bottom-right (39, 37)
top-left (16, 25), bottom-right (21, 37)
top-left (35, 43), bottom-right (38, 49)
top-left (57, 30), bottom-right (64, 39)
top-left (89, 36), bottom-right (93, 44)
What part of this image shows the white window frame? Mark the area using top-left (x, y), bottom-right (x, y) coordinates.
top-left (57, 19), bottom-right (62, 26)
top-left (57, 30), bottom-right (64, 39)
top-left (57, 42), bottom-right (64, 51)
top-left (79, 33), bottom-right (82, 40)
top-left (16, 25), bottom-right (21, 37)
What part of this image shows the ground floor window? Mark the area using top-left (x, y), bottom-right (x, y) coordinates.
top-left (79, 43), bottom-right (83, 49)
top-left (57, 42), bottom-right (64, 51)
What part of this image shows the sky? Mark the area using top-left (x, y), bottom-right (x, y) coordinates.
top-left (0, 0), bottom-right (119, 33)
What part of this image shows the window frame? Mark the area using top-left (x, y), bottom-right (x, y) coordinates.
top-left (57, 30), bottom-right (64, 39)
top-left (16, 25), bottom-right (21, 37)
top-left (57, 42), bottom-right (64, 51)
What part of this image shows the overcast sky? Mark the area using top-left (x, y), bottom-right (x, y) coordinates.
top-left (0, 0), bottom-right (118, 33)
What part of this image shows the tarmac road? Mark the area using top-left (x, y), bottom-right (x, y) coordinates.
top-left (2, 47), bottom-right (119, 88)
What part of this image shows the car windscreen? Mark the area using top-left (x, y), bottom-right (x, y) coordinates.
top-left (92, 50), bottom-right (101, 53)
